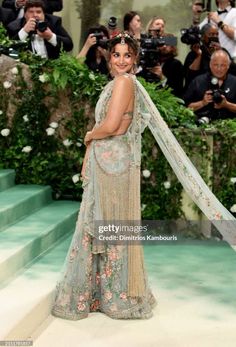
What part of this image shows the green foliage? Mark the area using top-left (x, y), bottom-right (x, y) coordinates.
top-left (0, 39), bottom-right (235, 221)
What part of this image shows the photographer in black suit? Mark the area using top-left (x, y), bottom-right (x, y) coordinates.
top-left (2, 0), bottom-right (63, 18)
top-left (7, 0), bottom-right (72, 59)
top-left (0, 6), bottom-right (15, 27)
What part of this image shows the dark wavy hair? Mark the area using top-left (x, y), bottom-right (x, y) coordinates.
top-left (108, 32), bottom-right (139, 56)
top-left (123, 11), bottom-right (139, 31)
top-left (24, 0), bottom-right (46, 12)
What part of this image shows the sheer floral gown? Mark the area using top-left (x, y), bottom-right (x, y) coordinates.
top-left (51, 74), bottom-right (157, 320)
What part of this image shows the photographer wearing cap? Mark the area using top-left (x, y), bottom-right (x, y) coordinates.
top-left (77, 25), bottom-right (109, 75)
top-left (199, 0), bottom-right (236, 59)
top-left (7, 0), bottom-right (72, 59)
top-left (184, 49), bottom-right (236, 123)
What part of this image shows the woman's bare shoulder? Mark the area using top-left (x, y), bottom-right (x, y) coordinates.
top-left (113, 74), bottom-right (135, 89)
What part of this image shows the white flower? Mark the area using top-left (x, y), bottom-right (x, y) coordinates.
top-left (0, 110), bottom-right (3, 115)
top-left (46, 127), bottom-right (55, 136)
top-left (22, 146), bottom-right (32, 153)
top-left (63, 139), bottom-right (73, 147)
top-left (142, 169), bottom-right (151, 178)
top-left (49, 122), bottom-right (59, 129)
top-left (1, 128), bottom-right (10, 137)
top-left (163, 181), bottom-right (171, 189)
top-left (76, 142), bottom-right (82, 147)
top-left (72, 174), bottom-right (80, 184)
top-left (141, 204), bottom-right (147, 211)
top-left (230, 177), bottom-right (236, 184)
top-left (39, 73), bottom-right (48, 83)
top-left (3, 81), bottom-right (12, 89)
top-left (11, 67), bottom-right (18, 75)
top-left (23, 115), bottom-right (29, 122)
top-left (230, 204), bottom-right (236, 213)
top-left (89, 72), bottom-right (95, 81)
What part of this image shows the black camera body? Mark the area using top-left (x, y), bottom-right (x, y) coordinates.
top-left (210, 77), bottom-right (224, 104)
top-left (92, 32), bottom-right (109, 49)
top-left (212, 89), bottom-right (224, 103)
top-left (180, 26), bottom-right (201, 45)
top-left (139, 35), bottom-right (177, 68)
top-left (108, 16), bottom-right (117, 30)
top-left (35, 19), bottom-right (48, 33)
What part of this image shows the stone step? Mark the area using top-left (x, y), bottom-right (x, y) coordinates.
top-left (0, 233), bottom-right (73, 340)
top-left (0, 185), bottom-right (52, 232)
top-left (0, 200), bottom-right (79, 286)
top-left (0, 169), bottom-right (15, 192)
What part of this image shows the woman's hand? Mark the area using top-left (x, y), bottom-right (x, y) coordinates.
top-left (84, 131), bottom-right (93, 146)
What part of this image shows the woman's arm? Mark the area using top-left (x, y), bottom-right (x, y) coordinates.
top-left (84, 75), bottom-right (134, 144)
top-left (77, 34), bottom-right (97, 58)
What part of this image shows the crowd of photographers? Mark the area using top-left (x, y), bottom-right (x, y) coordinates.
top-left (1, 0), bottom-right (236, 123)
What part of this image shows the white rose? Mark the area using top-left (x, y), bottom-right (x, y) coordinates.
top-left (49, 122), bottom-right (58, 129)
top-left (46, 127), bottom-right (55, 136)
top-left (11, 67), bottom-right (18, 75)
top-left (22, 146), bottom-right (32, 153)
top-left (142, 169), bottom-right (151, 178)
top-left (63, 139), bottom-right (73, 147)
top-left (72, 174), bottom-right (80, 184)
top-left (230, 204), bottom-right (236, 213)
top-left (163, 181), bottom-right (171, 189)
top-left (76, 142), bottom-right (82, 147)
top-left (0, 110), bottom-right (3, 115)
top-left (23, 115), bottom-right (29, 122)
top-left (39, 73), bottom-right (48, 83)
top-left (3, 81), bottom-right (12, 89)
top-left (1, 128), bottom-right (10, 137)
top-left (230, 177), bottom-right (236, 184)
top-left (89, 72), bottom-right (95, 81)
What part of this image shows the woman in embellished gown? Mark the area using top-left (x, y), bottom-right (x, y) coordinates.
top-left (52, 34), bottom-right (235, 320)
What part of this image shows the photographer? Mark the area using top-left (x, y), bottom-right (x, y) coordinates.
top-left (199, 0), bottom-right (236, 59)
top-left (123, 11), bottom-right (142, 40)
top-left (184, 23), bottom-right (221, 87)
top-left (145, 16), bottom-right (165, 37)
top-left (138, 24), bottom-right (184, 97)
top-left (184, 49), bottom-right (236, 123)
top-left (7, 0), bottom-right (72, 59)
top-left (77, 25), bottom-right (109, 75)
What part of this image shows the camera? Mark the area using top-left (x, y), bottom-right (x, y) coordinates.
top-left (210, 77), bottom-right (224, 104)
top-left (139, 35), bottom-right (177, 68)
top-left (0, 41), bottom-right (29, 59)
top-left (197, 116), bottom-right (210, 125)
top-left (108, 16), bottom-right (117, 30)
top-left (212, 90), bottom-right (223, 103)
top-left (92, 32), bottom-right (109, 49)
top-left (35, 19), bottom-right (48, 33)
top-left (180, 26), bottom-right (201, 45)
